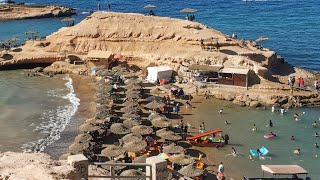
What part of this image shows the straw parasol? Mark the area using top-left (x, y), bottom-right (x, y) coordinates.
top-left (125, 83), bottom-right (142, 90)
top-left (120, 106), bottom-right (138, 113)
top-left (122, 133), bottom-right (143, 143)
top-left (146, 96), bottom-right (163, 102)
top-left (150, 88), bottom-right (164, 96)
top-left (162, 144), bottom-right (184, 154)
top-left (144, 100), bottom-right (165, 109)
top-left (123, 119), bottom-right (142, 127)
top-left (122, 100), bottom-right (139, 107)
top-left (101, 145), bottom-right (125, 157)
top-left (180, 8), bottom-right (197, 13)
top-left (131, 125), bottom-right (153, 135)
top-left (122, 113), bottom-right (140, 119)
top-left (69, 142), bottom-right (90, 154)
top-left (156, 128), bottom-right (174, 136)
top-left (110, 123), bottom-right (131, 135)
top-left (126, 93), bottom-right (142, 99)
top-left (159, 133), bottom-right (182, 141)
top-left (74, 133), bottom-right (93, 143)
top-left (96, 69), bottom-right (114, 77)
top-left (169, 154), bottom-right (195, 165)
top-left (133, 154), bottom-right (148, 163)
top-left (152, 117), bottom-right (171, 128)
top-left (120, 169), bottom-right (145, 180)
top-left (144, 4), bottom-right (156, 9)
top-left (79, 123), bottom-right (101, 132)
top-left (148, 112), bottom-right (163, 121)
top-left (178, 164), bottom-right (204, 177)
top-left (123, 140), bottom-right (147, 152)
top-left (124, 79), bottom-right (141, 85)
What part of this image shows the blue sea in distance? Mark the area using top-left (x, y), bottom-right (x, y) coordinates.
top-left (0, 0), bottom-right (320, 71)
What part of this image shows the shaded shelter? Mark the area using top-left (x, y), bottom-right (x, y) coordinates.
top-left (101, 145), bottom-right (125, 157)
top-left (158, 133), bottom-right (182, 141)
top-left (169, 154), bottom-right (195, 165)
top-left (144, 100), bottom-right (165, 110)
top-left (110, 123), bottom-right (130, 135)
top-left (133, 154), bottom-right (148, 163)
top-left (163, 144), bottom-right (184, 154)
top-left (131, 125), bottom-right (153, 135)
top-left (152, 117), bottom-right (171, 128)
top-left (120, 169), bottom-right (145, 180)
top-left (123, 119), bottom-right (142, 127)
top-left (150, 87), bottom-right (164, 96)
top-left (156, 128), bottom-right (174, 136)
top-left (123, 140), bottom-right (147, 152)
top-left (122, 133), bottom-right (143, 143)
top-left (79, 123), bottom-right (101, 132)
top-left (126, 93), bottom-right (141, 99)
top-left (122, 113), bottom-right (140, 119)
top-left (178, 164), bottom-right (204, 177)
top-left (74, 133), bottom-right (93, 143)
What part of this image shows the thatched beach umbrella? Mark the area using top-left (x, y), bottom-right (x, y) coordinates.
top-left (124, 79), bottom-right (141, 85)
top-left (180, 8), bottom-right (197, 13)
top-left (144, 4), bottom-right (156, 9)
top-left (69, 142), bottom-right (90, 154)
top-left (120, 106), bottom-right (138, 113)
top-left (79, 123), bottom-right (101, 132)
top-left (126, 90), bottom-right (141, 96)
top-left (122, 133), bottom-right (143, 143)
top-left (96, 69), bottom-right (113, 77)
top-left (74, 133), bottom-right (93, 143)
top-left (110, 123), bottom-right (130, 135)
top-left (131, 125), bottom-right (153, 135)
top-left (159, 133), bottom-right (182, 141)
top-left (126, 93), bottom-right (141, 99)
top-left (122, 113), bottom-right (140, 119)
top-left (169, 154), bottom-right (195, 165)
top-left (123, 140), bottom-right (147, 152)
top-left (122, 100), bottom-right (139, 107)
top-left (144, 100), bottom-right (165, 109)
top-left (163, 144), bottom-right (184, 154)
top-left (101, 145), bottom-right (125, 157)
top-left (133, 154), bottom-right (148, 163)
top-left (152, 117), bottom-right (171, 128)
top-left (125, 83), bottom-right (142, 90)
top-left (120, 169), bottom-right (145, 180)
top-left (150, 88), bottom-right (164, 96)
top-left (178, 164), bottom-right (204, 178)
top-left (156, 128), bottom-right (174, 136)
top-left (146, 96), bottom-right (163, 102)
top-left (123, 119), bottom-right (142, 127)
top-left (148, 112), bottom-right (163, 121)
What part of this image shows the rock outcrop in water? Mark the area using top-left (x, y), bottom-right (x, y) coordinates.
top-left (0, 4), bottom-right (75, 20)
top-left (0, 12), bottom-right (318, 107)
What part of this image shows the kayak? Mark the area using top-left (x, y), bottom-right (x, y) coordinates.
top-left (264, 134), bottom-right (275, 139)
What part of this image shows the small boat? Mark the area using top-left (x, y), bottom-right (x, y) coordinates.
top-left (186, 129), bottom-right (225, 147)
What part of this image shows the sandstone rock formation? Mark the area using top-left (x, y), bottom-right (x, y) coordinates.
top-left (0, 152), bottom-right (76, 180)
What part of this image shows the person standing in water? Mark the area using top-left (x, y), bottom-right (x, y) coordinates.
top-left (231, 147), bottom-right (237, 156)
top-left (312, 121), bottom-right (318, 128)
top-left (252, 124), bottom-right (257, 132)
top-left (269, 120), bottom-right (273, 127)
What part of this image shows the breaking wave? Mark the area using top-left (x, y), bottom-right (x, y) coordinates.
top-left (22, 75), bottom-right (80, 152)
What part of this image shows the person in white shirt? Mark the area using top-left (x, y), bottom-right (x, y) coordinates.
top-left (218, 162), bottom-right (224, 173)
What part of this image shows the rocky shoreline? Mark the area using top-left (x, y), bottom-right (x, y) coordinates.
top-left (0, 4), bottom-right (75, 20)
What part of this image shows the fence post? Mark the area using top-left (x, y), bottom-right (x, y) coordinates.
top-left (68, 154), bottom-right (89, 180)
top-left (146, 156), bottom-right (168, 180)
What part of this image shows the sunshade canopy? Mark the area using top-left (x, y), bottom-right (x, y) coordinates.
top-left (261, 165), bottom-right (308, 175)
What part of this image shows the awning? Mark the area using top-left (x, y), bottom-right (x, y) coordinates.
top-left (189, 64), bottom-right (223, 72)
top-left (261, 165), bottom-right (308, 175)
top-left (86, 50), bottom-right (113, 60)
top-left (220, 68), bottom-right (249, 75)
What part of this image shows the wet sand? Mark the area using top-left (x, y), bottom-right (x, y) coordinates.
top-left (45, 75), bottom-right (96, 159)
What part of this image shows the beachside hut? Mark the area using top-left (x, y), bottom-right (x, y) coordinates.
top-left (86, 50), bottom-right (113, 69)
top-left (189, 64), bottom-right (223, 83)
top-left (218, 68), bottom-right (250, 87)
top-left (146, 66), bottom-right (173, 84)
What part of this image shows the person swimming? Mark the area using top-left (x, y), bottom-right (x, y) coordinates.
top-left (269, 132), bottom-right (276, 137)
top-left (291, 136), bottom-right (295, 140)
top-left (314, 132), bottom-right (319, 137)
top-left (219, 109), bottom-right (223, 114)
top-left (294, 148), bottom-right (301, 154)
top-left (269, 120), bottom-right (273, 127)
top-left (312, 121), bottom-right (318, 128)
top-left (293, 113), bottom-right (299, 120)
top-left (231, 147), bottom-right (237, 155)
top-left (252, 124), bottom-right (257, 132)
top-left (315, 143), bottom-right (319, 148)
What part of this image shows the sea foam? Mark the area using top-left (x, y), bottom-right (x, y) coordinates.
top-left (22, 75), bottom-right (80, 152)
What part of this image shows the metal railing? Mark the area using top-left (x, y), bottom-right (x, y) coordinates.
top-left (88, 162), bottom-right (152, 179)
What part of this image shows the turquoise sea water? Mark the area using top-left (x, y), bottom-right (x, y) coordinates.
top-left (0, 0), bottom-right (320, 71)
top-left (196, 99), bottom-right (320, 179)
